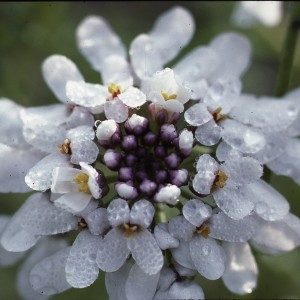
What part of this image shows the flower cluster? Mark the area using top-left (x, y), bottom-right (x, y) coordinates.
top-left (1, 5), bottom-right (300, 300)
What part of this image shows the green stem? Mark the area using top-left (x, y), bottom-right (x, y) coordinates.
top-left (275, 2), bottom-right (300, 97)
top-left (155, 204), bottom-right (168, 223)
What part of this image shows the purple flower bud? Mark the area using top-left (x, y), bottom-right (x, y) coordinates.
top-left (121, 135), bottom-right (137, 151)
top-left (139, 179), bottom-right (158, 196)
top-left (169, 168), bottom-right (188, 186)
top-left (155, 109), bottom-right (169, 125)
top-left (119, 167), bottom-right (133, 182)
top-left (154, 145), bottom-right (168, 158)
top-left (155, 170), bottom-right (169, 184)
top-left (136, 147), bottom-right (147, 158)
top-left (103, 149), bottom-right (122, 170)
top-left (142, 132), bottom-right (158, 146)
top-left (136, 169), bottom-right (148, 181)
top-left (124, 114), bottom-right (149, 135)
top-left (160, 124), bottom-right (178, 143)
top-left (165, 152), bottom-right (182, 169)
top-left (124, 153), bottom-right (138, 166)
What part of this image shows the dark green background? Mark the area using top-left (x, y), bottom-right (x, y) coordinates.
top-left (1, 2), bottom-right (300, 299)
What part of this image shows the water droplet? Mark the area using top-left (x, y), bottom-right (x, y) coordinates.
top-left (136, 106), bottom-right (141, 110)
top-left (94, 120), bottom-right (101, 127)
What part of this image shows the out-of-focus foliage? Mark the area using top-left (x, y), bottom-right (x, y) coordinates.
top-left (0, 2), bottom-right (300, 299)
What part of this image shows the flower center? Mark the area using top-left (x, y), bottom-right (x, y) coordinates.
top-left (211, 170), bottom-right (228, 192)
top-left (58, 139), bottom-right (72, 154)
top-left (161, 90), bottom-right (177, 101)
top-left (196, 223), bottom-right (210, 238)
top-left (122, 223), bottom-right (142, 238)
top-left (73, 173), bottom-right (91, 194)
top-left (211, 107), bottom-right (227, 122)
top-left (108, 83), bottom-right (121, 98)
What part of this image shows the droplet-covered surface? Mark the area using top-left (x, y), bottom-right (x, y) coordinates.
top-left (129, 200), bottom-right (155, 228)
top-left (168, 281), bottom-right (205, 300)
top-left (107, 199), bottom-right (130, 227)
top-left (154, 223), bottom-right (179, 250)
top-left (86, 208), bottom-right (110, 236)
top-left (127, 230), bottom-right (164, 275)
top-left (66, 230), bottom-right (101, 288)
top-left (30, 246), bottom-right (71, 295)
top-left (184, 103), bottom-right (212, 127)
top-left (168, 216), bottom-right (195, 242)
top-left (183, 199), bottom-right (212, 227)
top-left (171, 241), bottom-right (195, 270)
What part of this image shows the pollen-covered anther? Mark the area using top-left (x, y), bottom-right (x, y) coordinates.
top-left (196, 223), bottom-right (211, 238)
top-left (211, 107), bottom-right (227, 122)
top-left (161, 90), bottom-right (177, 101)
top-left (73, 173), bottom-right (91, 194)
top-left (78, 217), bottom-right (88, 229)
top-left (211, 170), bottom-right (228, 192)
top-left (108, 82), bottom-right (121, 98)
top-left (58, 138), bottom-right (72, 154)
top-left (122, 223), bottom-right (142, 238)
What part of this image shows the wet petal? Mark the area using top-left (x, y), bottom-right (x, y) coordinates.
top-left (167, 281), bottom-right (205, 300)
top-left (184, 103), bottom-right (212, 126)
top-left (119, 86), bottom-right (147, 108)
top-left (170, 241), bottom-right (195, 270)
top-left (130, 200), bottom-right (155, 228)
top-left (168, 216), bottom-right (195, 242)
top-left (195, 119), bottom-right (222, 146)
top-left (183, 199), bottom-right (212, 227)
top-left (154, 223), bottom-right (179, 250)
top-left (86, 208), bottom-right (110, 236)
top-left (107, 198), bottom-right (130, 227)
top-left (104, 98), bottom-right (129, 123)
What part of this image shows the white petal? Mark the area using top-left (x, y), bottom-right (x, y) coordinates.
top-left (125, 263), bottom-right (160, 300)
top-left (209, 32), bottom-right (251, 80)
top-left (105, 261), bottom-right (132, 300)
top-left (149, 6), bottom-right (195, 64)
top-left (76, 15), bottom-right (126, 72)
top-left (66, 81), bottom-right (107, 113)
top-left (0, 144), bottom-right (44, 193)
top-left (222, 242), bottom-right (258, 295)
top-left (104, 98), bottom-right (129, 123)
top-left (30, 247), bottom-right (71, 295)
top-left (157, 267), bottom-right (176, 291)
top-left (172, 261), bottom-right (197, 277)
top-left (66, 230), bottom-right (101, 288)
top-left (251, 179), bottom-right (289, 221)
top-left (171, 240), bottom-right (195, 270)
top-left (54, 192), bottom-right (92, 215)
top-left (213, 186), bottom-right (255, 220)
top-left (127, 230), bottom-right (163, 275)
top-left (154, 223), bottom-right (179, 250)
top-left (195, 153), bottom-right (219, 172)
top-left (168, 216), bottom-right (195, 242)
top-left (70, 140), bottom-right (99, 165)
top-left (183, 199), bottom-right (212, 227)
top-left (189, 236), bottom-right (226, 280)
top-left (86, 208), bottom-right (110, 236)
top-left (210, 213), bottom-right (257, 242)
top-left (102, 55), bottom-right (133, 87)
top-left (130, 200), bottom-right (155, 228)
top-left (96, 228), bottom-right (130, 272)
top-left (42, 55), bottom-right (84, 103)
top-left (107, 198), bottom-right (130, 227)
top-left (195, 119), bottom-right (222, 146)
top-left (216, 141), bottom-right (243, 162)
top-left (130, 34), bottom-right (163, 80)
top-left (25, 152), bottom-right (70, 191)
top-left (184, 103), bottom-right (212, 126)
top-left (167, 281), bottom-right (205, 300)
top-left (119, 86), bottom-right (146, 108)
top-left (221, 157), bottom-right (263, 187)
top-left (222, 119), bottom-right (266, 154)
top-left (51, 167), bottom-right (80, 194)
top-left (66, 106), bottom-right (95, 128)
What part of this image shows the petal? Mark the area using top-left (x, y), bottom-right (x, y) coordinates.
top-left (96, 228), bottom-right (130, 272)
top-left (42, 55), bottom-right (84, 103)
top-left (222, 242), bottom-right (258, 295)
top-left (130, 200), bottom-right (155, 228)
top-left (171, 240), bottom-right (195, 270)
top-left (251, 179), bottom-right (289, 221)
top-left (0, 144), bottom-right (44, 193)
top-left (76, 15), bottom-right (126, 72)
top-left (125, 263), bottom-right (160, 300)
top-left (66, 106), bottom-right (95, 128)
top-left (157, 266), bottom-right (176, 291)
top-left (189, 236), bottom-right (226, 280)
top-left (86, 208), bottom-right (110, 236)
top-left (221, 157), bottom-right (263, 187)
top-left (119, 86), bottom-right (147, 108)
top-left (149, 6), bottom-right (195, 64)
top-left (213, 186), bottom-right (255, 220)
top-left (195, 119), bottom-right (222, 146)
top-left (195, 153), bottom-right (219, 172)
top-left (30, 246), bottom-right (71, 295)
top-left (107, 198), bottom-right (130, 227)
top-left (168, 216), bottom-right (195, 242)
top-left (216, 141), bottom-right (243, 162)
top-left (167, 281), bottom-right (205, 300)
top-left (104, 98), bottom-right (129, 123)
top-left (154, 223), bottom-right (179, 250)
top-left (21, 193), bottom-right (78, 235)
top-left (129, 34), bottom-right (163, 80)
top-left (70, 140), bottom-right (99, 164)
top-left (222, 119), bottom-right (266, 154)
top-left (66, 230), bottom-right (101, 288)
top-left (66, 81), bottom-right (107, 113)
top-left (210, 213), bottom-right (257, 242)
top-left (209, 32), bottom-right (251, 80)
top-left (25, 152), bottom-right (70, 191)
top-left (184, 103), bottom-right (212, 126)
top-left (127, 230), bottom-right (163, 275)
top-left (183, 199), bottom-right (212, 227)
top-left (105, 260), bottom-right (132, 300)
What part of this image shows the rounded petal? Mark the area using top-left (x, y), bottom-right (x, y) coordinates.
top-left (66, 230), bottom-right (101, 288)
top-left (168, 216), bottom-right (195, 242)
top-left (107, 198), bottom-right (130, 227)
top-left (184, 103), bottom-right (212, 126)
top-left (183, 199), bottom-right (212, 227)
top-left (222, 242), bottom-right (258, 295)
top-left (189, 236), bottom-right (226, 280)
top-left (130, 200), bottom-right (155, 228)
top-left (171, 240), bottom-right (195, 270)
top-left (42, 55), bottom-right (84, 103)
top-left (96, 228), bottom-right (130, 272)
top-left (86, 208), bottom-right (110, 236)
top-left (30, 247), bottom-right (71, 295)
top-left (195, 119), bottom-right (222, 146)
top-left (104, 98), bottom-right (129, 123)
top-left (167, 281), bottom-right (205, 300)
top-left (127, 230), bottom-right (163, 275)
top-left (154, 223), bottom-right (179, 250)
top-left (119, 86), bottom-right (147, 108)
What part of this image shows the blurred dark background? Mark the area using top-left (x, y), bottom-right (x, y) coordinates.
top-left (0, 2), bottom-right (300, 299)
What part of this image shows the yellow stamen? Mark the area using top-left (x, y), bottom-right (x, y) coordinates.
top-left (58, 139), bottom-right (71, 154)
top-left (122, 223), bottom-right (141, 238)
top-left (196, 223), bottom-right (211, 238)
top-left (108, 83), bottom-right (121, 98)
top-left (211, 107), bottom-right (227, 122)
top-left (73, 173), bottom-right (91, 194)
top-left (211, 170), bottom-right (228, 192)
top-left (161, 90), bottom-right (177, 101)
